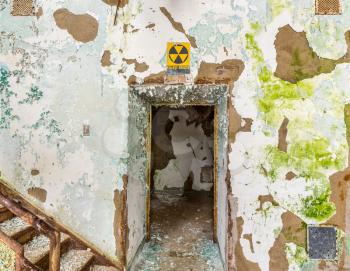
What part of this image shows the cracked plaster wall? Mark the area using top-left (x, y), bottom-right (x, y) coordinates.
top-left (1, 0), bottom-right (350, 269)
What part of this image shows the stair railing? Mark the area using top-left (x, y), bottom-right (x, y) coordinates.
top-left (0, 192), bottom-right (60, 271)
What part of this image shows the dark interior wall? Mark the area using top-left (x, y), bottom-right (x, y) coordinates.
top-left (151, 106), bottom-right (214, 192)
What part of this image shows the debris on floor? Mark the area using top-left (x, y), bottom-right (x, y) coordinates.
top-left (131, 191), bottom-right (224, 271)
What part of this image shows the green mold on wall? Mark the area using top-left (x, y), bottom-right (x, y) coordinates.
top-left (246, 31), bottom-right (345, 222)
top-left (265, 137), bottom-right (344, 183)
top-left (301, 187), bottom-right (335, 222)
top-left (246, 33), bottom-right (314, 127)
top-left (31, 111), bottom-right (62, 141)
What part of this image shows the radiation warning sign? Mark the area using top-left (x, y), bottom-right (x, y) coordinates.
top-left (166, 42), bottom-right (190, 69)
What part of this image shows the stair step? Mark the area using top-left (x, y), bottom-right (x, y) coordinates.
top-left (0, 217), bottom-right (31, 238)
top-left (60, 249), bottom-right (94, 271)
top-left (90, 266), bottom-right (119, 271)
top-left (24, 233), bottom-right (70, 266)
top-left (0, 205), bottom-right (14, 223)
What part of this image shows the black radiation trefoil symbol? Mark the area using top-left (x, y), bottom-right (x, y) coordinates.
top-left (169, 44), bottom-right (189, 64)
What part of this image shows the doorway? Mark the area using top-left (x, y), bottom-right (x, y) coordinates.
top-left (135, 105), bottom-right (223, 270)
top-left (127, 85), bottom-right (229, 270)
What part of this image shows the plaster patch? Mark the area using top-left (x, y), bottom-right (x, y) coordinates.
top-left (53, 8), bottom-right (99, 43)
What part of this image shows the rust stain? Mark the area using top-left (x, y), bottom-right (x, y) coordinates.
top-left (159, 7), bottom-right (197, 48)
top-left (101, 50), bottom-right (112, 67)
top-left (256, 194), bottom-right (279, 212)
top-left (53, 8), bottom-right (99, 43)
top-left (274, 25), bottom-right (350, 83)
top-left (31, 169), bottom-right (40, 176)
top-left (269, 211), bottom-right (306, 271)
top-left (278, 117), bottom-right (289, 152)
top-left (123, 58), bottom-right (149, 73)
top-left (27, 187), bottom-right (47, 202)
top-left (285, 171), bottom-right (297, 180)
top-left (114, 175), bottom-right (129, 268)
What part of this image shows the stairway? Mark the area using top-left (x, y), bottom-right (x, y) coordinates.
top-left (0, 202), bottom-right (120, 271)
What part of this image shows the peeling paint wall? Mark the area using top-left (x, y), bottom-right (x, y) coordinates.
top-left (1, 0), bottom-right (350, 269)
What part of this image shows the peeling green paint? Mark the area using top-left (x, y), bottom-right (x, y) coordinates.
top-left (31, 111), bottom-right (62, 140)
top-left (19, 85), bottom-right (43, 105)
top-left (0, 66), bottom-right (18, 129)
top-left (265, 136), bottom-right (344, 183)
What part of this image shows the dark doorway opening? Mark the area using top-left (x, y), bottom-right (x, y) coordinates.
top-left (132, 105), bottom-right (224, 270)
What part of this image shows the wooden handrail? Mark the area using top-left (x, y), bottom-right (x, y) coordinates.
top-left (0, 180), bottom-right (122, 269)
top-left (0, 192), bottom-right (60, 271)
top-left (0, 230), bottom-right (41, 271)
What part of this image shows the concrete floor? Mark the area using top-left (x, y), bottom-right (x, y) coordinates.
top-left (131, 191), bottom-right (224, 271)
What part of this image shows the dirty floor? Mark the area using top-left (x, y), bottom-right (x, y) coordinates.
top-left (131, 191), bottom-right (224, 271)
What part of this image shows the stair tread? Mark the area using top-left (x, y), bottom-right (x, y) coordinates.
top-left (90, 266), bottom-right (118, 271)
top-left (0, 216), bottom-right (31, 237)
top-left (0, 204), bottom-right (7, 212)
top-left (24, 233), bottom-right (70, 264)
top-left (60, 249), bottom-right (94, 271)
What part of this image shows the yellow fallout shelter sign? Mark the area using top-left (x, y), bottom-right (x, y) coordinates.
top-left (167, 42), bottom-right (190, 69)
